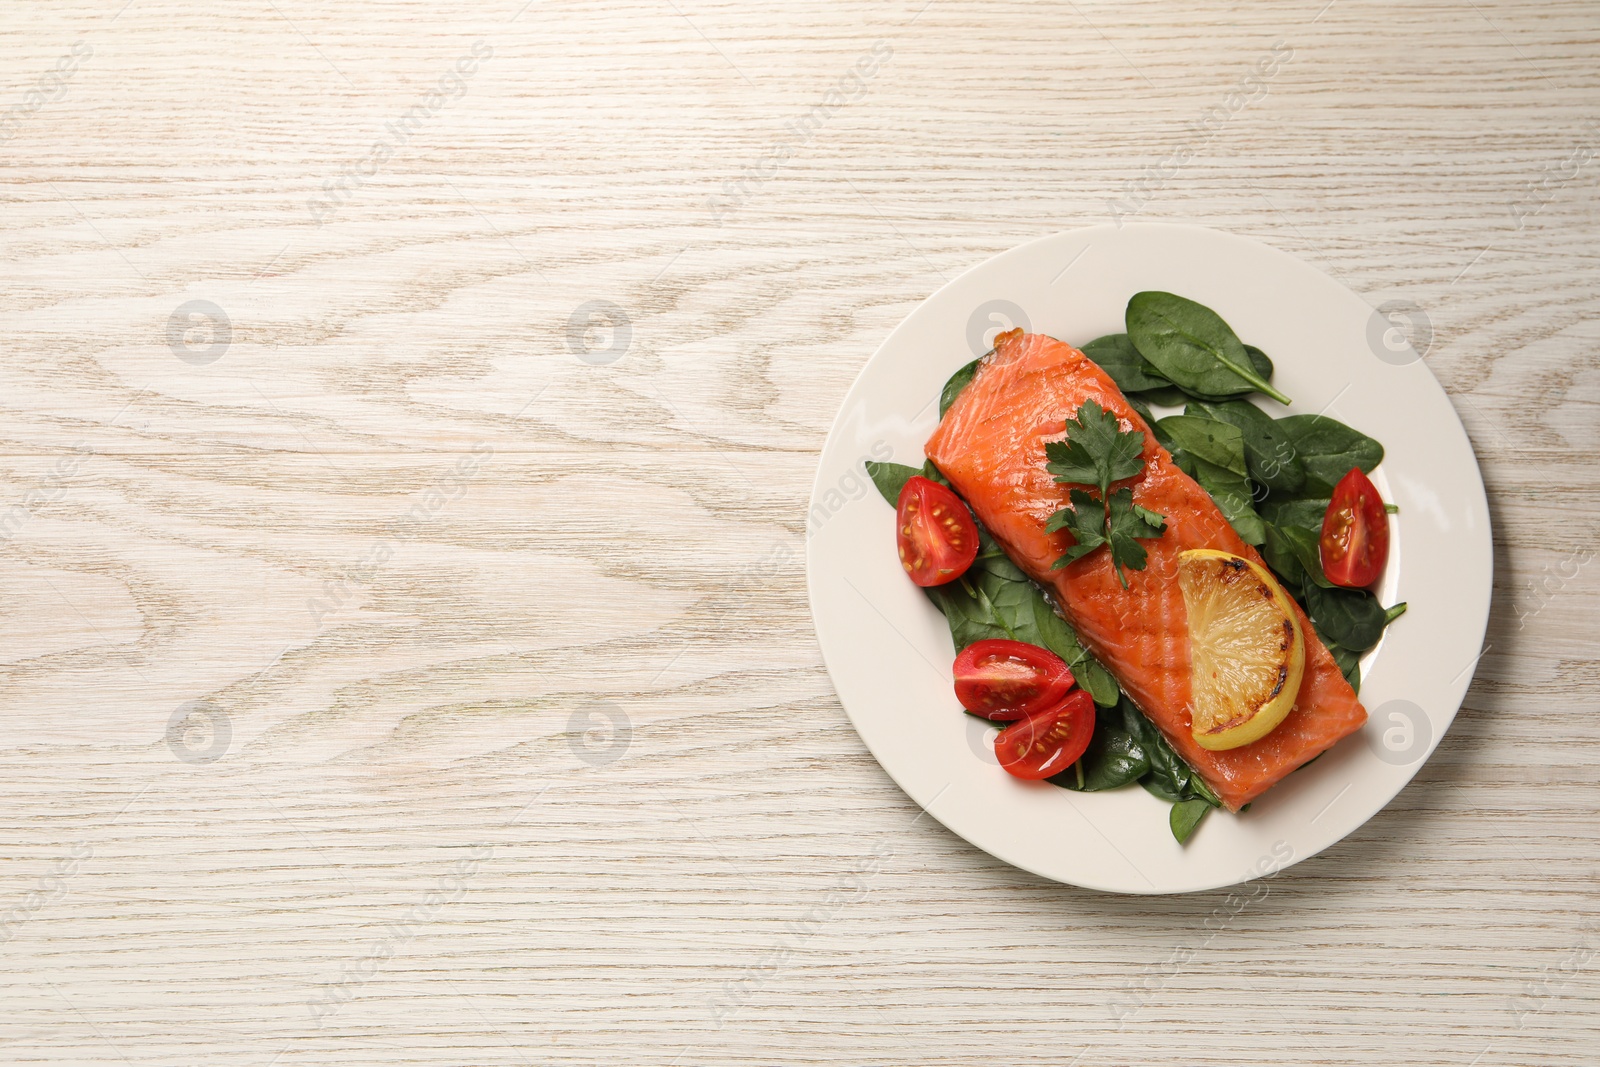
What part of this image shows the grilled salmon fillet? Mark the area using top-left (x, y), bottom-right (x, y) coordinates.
top-left (926, 329), bottom-right (1366, 811)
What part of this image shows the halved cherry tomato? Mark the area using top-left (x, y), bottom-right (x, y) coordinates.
top-left (994, 690), bottom-right (1095, 780)
top-left (896, 475), bottom-right (979, 587)
top-left (953, 639), bottom-right (1075, 721)
top-left (1320, 467), bottom-right (1390, 589)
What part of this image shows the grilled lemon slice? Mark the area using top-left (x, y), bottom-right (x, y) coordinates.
top-left (1177, 549), bottom-right (1305, 751)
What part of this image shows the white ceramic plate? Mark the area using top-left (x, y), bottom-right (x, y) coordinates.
top-left (806, 224), bottom-right (1491, 894)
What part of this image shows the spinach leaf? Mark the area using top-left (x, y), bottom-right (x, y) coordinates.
top-left (965, 542), bottom-right (1048, 627)
top-left (1156, 415), bottom-right (1248, 476)
top-left (1303, 582), bottom-right (1388, 652)
top-left (1055, 696), bottom-right (1222, 851)
top-left (1128, 384), bottom-right (1190, 407)
top-left (1125, 701), bottom-right (1222, 813)
top-left (939, 358), bottom-right (983, 418)
top-left (1081, 333), bottom-right (1170, 393)
top-left (1170, 798), bottom-right (1212, 844)
top-left (1029, 592), bottom-right (1121, 708)
top-left (969, 549), bottom-right (1048, 636)
top-left (1259, 496), bottom-right (1330, 534)
top-left (1059, 693), bottom-right (1222, 841)
top-left (1135, 720), bottom-right (1194, 801)
top-left (1243, 345), bottom-right (1275, 384)
top-left (1272, 415), bottom-right (1384, 487)
top-left (1187, 771), bottom-right (1223, 807)
top-left (1153, 346), bottom-right (1276, 403)
top-left (1125, 291), bottom-right (1291, 405)
top-left (1052, 698), bottom-right (1151, 792)
top-left (866, 460), bottom-right (920, 505)
top-left (1143, 405), bottom-right (1179, 453)
top-left (1159, 416), bottom-right (1264, 544)
top-left (1140, 773), bottom-right (1187, 803)
top-left (1125, 393), bottom-right (1158, 431)
top-left (1258, 522), bottom-right (1306, 588)
top-left (1118, 346), bottom-right (1272, 408)
top-left (922, 556), bottom-right (1005, 646)
top-left (924, 576), bottom-right (1011, 649)
top-left (1192, 458), bottom-right (1266, 544)
top-left (1260, 522), bottom-right (1331, 588)
top-left (1328, 643), bottom-right (1362, 693)
top-left (1281, 526), bottom-right (1332, 587)
top-left (1186, 398), bottom-right (1306, 493)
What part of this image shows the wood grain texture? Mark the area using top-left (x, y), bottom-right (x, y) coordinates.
top-left (0, 0), bottom-right (1597, 1063)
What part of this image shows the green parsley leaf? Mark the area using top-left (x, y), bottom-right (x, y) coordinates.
top-left (1106, 488), bottom-right (1168, 581)
top-left (1045, 403), bottom-right (1167, 586)
top-left (1046, 489), bottom-right (1108, 568)
top-left (1044, 399), bottom-right (1146, 499)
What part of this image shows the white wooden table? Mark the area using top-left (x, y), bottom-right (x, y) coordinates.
top-left (2, 1), bottom-right (1597, 1063)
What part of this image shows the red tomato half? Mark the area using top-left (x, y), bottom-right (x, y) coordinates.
top-left (994, 690), bottom-right (1096, 780)
top-left (953, 639), bottom-right (1075, 721)
top-left (896, 476), bottom-right (979, 587)
top-left (1320, 467), bottom-right (1390, 588)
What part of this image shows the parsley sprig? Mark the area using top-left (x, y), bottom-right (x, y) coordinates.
top-left (1043, 400), bottom-right (1167, 587)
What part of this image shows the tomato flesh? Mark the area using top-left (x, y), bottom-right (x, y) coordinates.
top-left (896, 475), bottom-right (979, 587)
top-left (1320, 467), bottom-right (1389, 588)
top-left (953, 639), bottom-right (1075, 721)
top-left (994, 690), bottom-right (1096, 780)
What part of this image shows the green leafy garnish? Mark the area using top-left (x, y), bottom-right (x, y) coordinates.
top-left (1270, 414), bottom-right (1384, 487)
top-left (1052, 698), bottom-right (1153, 793)
top-left (939, 357), bottom-right (982, 418)
top-left (1260, 522), bottom-right (1331, 589)
top-left (865, 459), bottom-right (918, 504)
top-left (1108, 489), bottom-right (1169, 574)
top-left (1186, 398), bottom-right (1306, 493)
top-left (1327, 643), bottom-right (1362, 693)
top-left (1304, 583), bottom-right (1390, 653)
top-left (1125, 291), bottom-right (1292, 405)
top-left (1043, 401), bottom-right (1167, 586)
top-left (1045, 488), bottom-right (1166, 576)
top-left (1045, 488), bottom-right (1109, 566)
top-left (1169, 798), bottom-right (1212, 844)
top-left (1123, 703), bottom-right (1221, 811)
top-left (1158, 414), bottom-right (1266, 545)
top-left (1259, 496), bottom-right (1331, 531)
top-left (1156, 414), bottom-right (1249, 475)
top-left (1081, 333), bottom-right (1171, 394)
top-left (1044, 399), bottom-right (1147, 499)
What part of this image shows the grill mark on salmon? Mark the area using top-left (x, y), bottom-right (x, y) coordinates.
top-left (926, 329), bottom-right (1367, 812)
